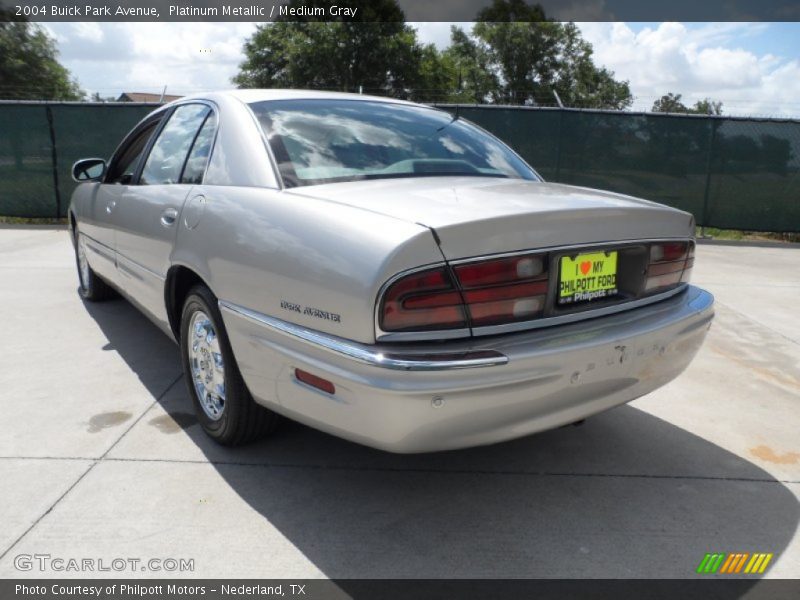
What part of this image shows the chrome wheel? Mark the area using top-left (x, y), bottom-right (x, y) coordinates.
top-left (77, 234), bottom-right (90, 289)
top-left (188, 310), bottom-right (226, 420)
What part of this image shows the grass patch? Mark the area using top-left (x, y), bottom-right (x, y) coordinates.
top-left (697, 227), bottom-right (800, 243)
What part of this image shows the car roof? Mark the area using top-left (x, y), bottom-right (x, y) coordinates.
top-left (175, 89), bottom-right (424, 108)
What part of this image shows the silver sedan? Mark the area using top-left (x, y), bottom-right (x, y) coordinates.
top-left (68, 90), bottom-right (714, 453)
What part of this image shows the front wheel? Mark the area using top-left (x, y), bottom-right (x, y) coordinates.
top-left (180, 284), bottom-right (278, 446)
top-left (74, 230), bottom-right (116, 301)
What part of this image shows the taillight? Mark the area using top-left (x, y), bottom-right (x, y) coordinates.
top-left (380, 241), bottom-right (694, 335)
top-left (380, 267), bottom-right (467, 332)
top-left (454, 254), bottom-right (548, 327)
top-left (645, 241), bottom-right (694, 293)
top-left (380, 254), bottom-right (548, 332)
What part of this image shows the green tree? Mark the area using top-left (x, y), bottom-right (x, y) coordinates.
top-left (693, 98), bottom-right (723, 116)
top-left (441, 27), bottom-right (499, 104)
top-left (652, 92), bottom-right (690, 113)
top-left (413, 44), bottom-right (456, 103)
top-left (233, 0), bottom-right (423, 98)
top-left (652, 93), bottom-right (723, 115)
top-left (447, 0), bottom-right (631, 108)
top-left (0, 19), bottom-right (84, 100)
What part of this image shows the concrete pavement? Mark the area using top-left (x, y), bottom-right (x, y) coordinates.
top-left (0, 227), bottom-right (798, 580)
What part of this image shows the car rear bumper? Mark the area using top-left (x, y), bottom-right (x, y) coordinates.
top-left (220, 285), bottom-right (714, 453)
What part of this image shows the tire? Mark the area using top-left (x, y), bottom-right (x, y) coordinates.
top-left (74, 230), bottom-right (116, 301)
top-left (180, 284), bottom-right (278, 446)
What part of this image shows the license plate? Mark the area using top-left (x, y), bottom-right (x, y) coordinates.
top-left (559, 250), bottom-right (618, 304)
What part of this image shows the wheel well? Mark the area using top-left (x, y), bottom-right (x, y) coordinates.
top-left (69, 212), bottom-right (77, 244)
top-left (165, 266), bottom-right (207, 340)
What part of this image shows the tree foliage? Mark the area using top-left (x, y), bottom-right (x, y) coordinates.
top-left (441, 27), bottom-right (499, 103)
top-left (652, 93), bottom-right (723, 115)
top-left (233, 0), bottom-right (422, 98)
top-left (0, 18), bottom-right (84, 100)
top-left (693, 98), bottom-right (724, 116)
top-left (468, 3), bottom-right (631, 108)
top-left (233, 0), bottom-right (632, 109)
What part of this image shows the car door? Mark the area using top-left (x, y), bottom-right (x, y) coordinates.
top-left (113, 102), bottom-right (216, 331)
top-left (83, 118), bottom-right (162, 287)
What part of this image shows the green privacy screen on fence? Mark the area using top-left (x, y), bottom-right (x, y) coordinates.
top-left (446, 106), bottom-right (800, 233)
top-left (1, 101), bottom-right (798, 231)
top-left (0, 102), bottom-right (154, 218)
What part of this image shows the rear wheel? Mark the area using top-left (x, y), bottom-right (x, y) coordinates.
top-left (180, 284), bottom-right (278, 446)
top-left (74, 230), bottom-right (116, 301)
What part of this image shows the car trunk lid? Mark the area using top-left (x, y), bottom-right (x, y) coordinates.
top-left (287, 177), bottom-right (694, 260)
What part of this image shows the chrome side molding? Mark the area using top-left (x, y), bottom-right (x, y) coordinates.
top-left (219, 301), bottom-right (508, 371)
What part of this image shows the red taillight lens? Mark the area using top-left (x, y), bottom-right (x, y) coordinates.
top-left (380, 267), bottom-right (467, 332)
top-left (380, 254), bottom-right (549, 333)
top-left (646, 241), bottom-right (694, 293)
top-left (455, 254), bottom-right (548, 327)
top-left (681, 243), bottom-right (695, 283)
top-left (456, 255), bottom-right (545, 287)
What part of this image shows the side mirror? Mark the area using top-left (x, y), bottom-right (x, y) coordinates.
top-left (72, 158), bottom-right (106, 182)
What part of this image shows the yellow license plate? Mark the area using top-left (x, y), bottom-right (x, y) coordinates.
top-left (559, 250), bottom-right (618, 304)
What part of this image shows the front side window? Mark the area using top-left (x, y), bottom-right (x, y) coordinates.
top-left (106, 121), bottom-right (160, 184)
top-left (140, 104), bottom-right (211, 185)
top-left (249, 99), bottom-right (538, 188)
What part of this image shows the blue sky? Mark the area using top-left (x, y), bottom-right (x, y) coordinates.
top-left (45, 21), bottom-right (800, 116)
top-left (626, 22), bottom-right (798, 56)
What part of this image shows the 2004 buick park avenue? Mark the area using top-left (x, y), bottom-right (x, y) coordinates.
top-left (68, 90), bottom-right (714, 452)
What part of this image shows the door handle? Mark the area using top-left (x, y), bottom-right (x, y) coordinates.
top-left (160, 208), bottom-right (179, 227)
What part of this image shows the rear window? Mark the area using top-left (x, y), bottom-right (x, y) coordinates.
top-left (249, 99), bottom-right (538, 188)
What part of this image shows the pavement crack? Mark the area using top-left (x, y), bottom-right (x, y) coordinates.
top-left (0, 373), bottom-right (183, 562)
top-left (99, 373), bottom-right (183, 461)
top-left (91, 456), bottom-right (800, 486)
top-left (0, 460), bottom-right (95, 563)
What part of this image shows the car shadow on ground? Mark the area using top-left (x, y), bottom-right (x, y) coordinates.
top-left (82, 295), bottom-right (799, 583)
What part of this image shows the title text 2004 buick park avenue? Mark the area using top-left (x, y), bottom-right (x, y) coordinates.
top-left (68, 90), bottom-right (714, 453)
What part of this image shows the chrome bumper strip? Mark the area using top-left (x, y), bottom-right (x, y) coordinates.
top-left (218, 301), bottom-right (508, 371)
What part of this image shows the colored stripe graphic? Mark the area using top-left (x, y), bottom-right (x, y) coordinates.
top-left (697, 553), bottom-right (726, 574)
top-left (744, 553), bottom-right (774, 574)
top-left (719, 553), bottom-right (736, 573)
top-left (720, 553), bottom-right (750, 574)
top-left (698, 552), bottom-right (774, 575)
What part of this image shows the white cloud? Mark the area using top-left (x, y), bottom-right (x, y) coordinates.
top-left (43, 21), bottom-right (800, 117)
top-left (71, 22), bottom-right (105, 44)
top-left (411, 22), bottom-right (461, 50)
top-left (578, 22), bottom-right (800, 116)
top-left (47, 22), bottom-right (258, 98)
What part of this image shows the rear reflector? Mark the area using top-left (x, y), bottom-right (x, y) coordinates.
top-left (295, 368), bottom-right (335, 395)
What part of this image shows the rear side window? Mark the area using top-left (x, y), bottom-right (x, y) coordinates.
top-left (140, 104), bottom-right (211, 185)
top-left (180, 112), bottom-right (217, 184)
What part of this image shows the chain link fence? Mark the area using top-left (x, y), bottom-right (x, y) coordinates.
top-left (1, 101), bottom-right (799, 232)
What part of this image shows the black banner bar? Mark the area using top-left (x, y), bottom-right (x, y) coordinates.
top-left (4, 580), bottom-right (800, 600)
top-left (2, 0), bottom-right (800, 22)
